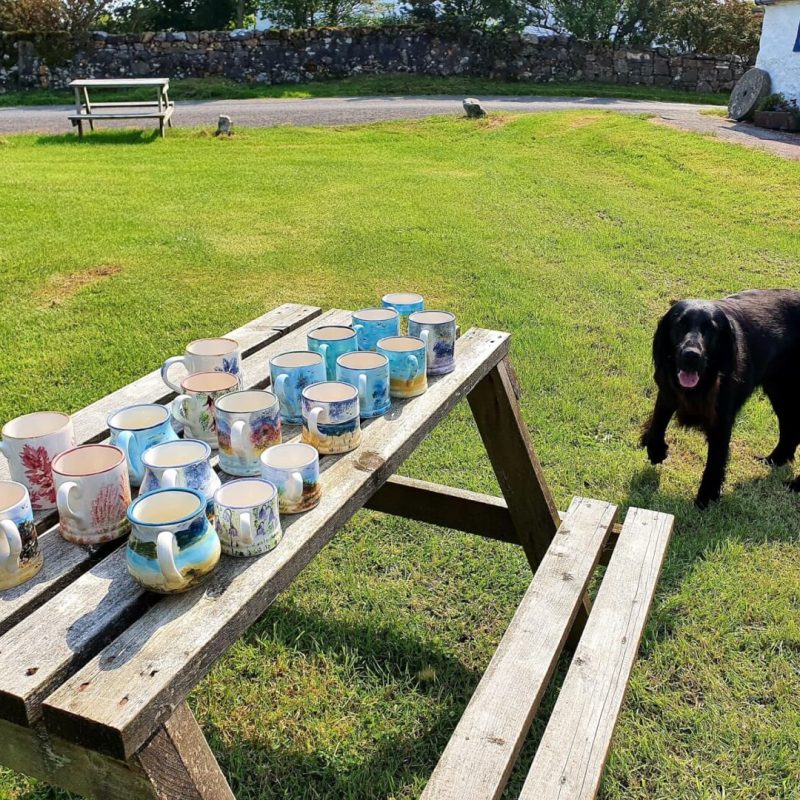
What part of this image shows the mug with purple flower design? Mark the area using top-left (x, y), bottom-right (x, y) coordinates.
top-left (171, 371), bottom-right (240, 448)
top-left (214, 390), bottom-right (281, 477)
top-left (213, 478), bottom-right (282, 557)
top-left (161, 337), bottom-right (242, 394)
top-left (0, 412), bottom-right (75, 511)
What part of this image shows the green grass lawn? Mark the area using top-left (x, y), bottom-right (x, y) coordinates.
top-left (0, 74), bottom-right (729, 107)
top-left (0, 112), bottom-right (798, 800)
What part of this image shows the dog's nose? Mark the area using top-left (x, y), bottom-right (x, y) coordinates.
top-left (681, 348), bottom-right (702, 366)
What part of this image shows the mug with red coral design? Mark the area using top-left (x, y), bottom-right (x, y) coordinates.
top-left (52, 444), bottom-right (132, 546)
top-left (171, 371), bottom-right (240, 449)
top-left (0, 412), bottom-right (76, 511)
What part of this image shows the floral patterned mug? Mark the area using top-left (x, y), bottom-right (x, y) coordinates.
top-left (0, 412), bottom-right (75, 511)
top-left (161, 337), bottom-right (242, 394)
top-left (213, 478), bottom-right (282, 557)
top-left (0, 480), bottom-right (43, 590)
top-left (214, 390), bottom-right (281, 477)
top-left (171, 371), bottom-right (240, 448)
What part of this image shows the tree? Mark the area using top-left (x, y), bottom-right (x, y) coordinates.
top-left (0, 0), bottom-right (111, 30)
top-left (656, 0), bottom-right (761, 56)
top-left (548, 0), bottom-right (663, 43)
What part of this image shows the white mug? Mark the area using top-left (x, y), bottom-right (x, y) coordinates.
top-left (161, 337), bottom-right (242, 394)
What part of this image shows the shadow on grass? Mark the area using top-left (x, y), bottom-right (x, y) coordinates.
top-left (35, 129), bottom-right (161, 146)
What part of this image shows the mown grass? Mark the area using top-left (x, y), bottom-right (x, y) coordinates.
top-left (0, 74), bottom-right (729, 107)
top-left (0, 112), bottom-right (798, 800)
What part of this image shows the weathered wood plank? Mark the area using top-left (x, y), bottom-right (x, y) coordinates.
top-left (519, 506), bottom-right (674, 800)
top-left (0, 309), bottom-right (349, 726)
top-left (43, 327), bottom-right (510, 760)
top-left (0, 718), bottom-right (157, 799)
top-left (420, 497), bottom-right (617, 800)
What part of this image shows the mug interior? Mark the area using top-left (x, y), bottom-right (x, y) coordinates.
top-left (131, 490), bottom-right (203, 525)
top-left (0, 481), bottom-right (27, 513)
top-left (109, 404), bottom-right (169, 431)
top-left (182, 371), bottom-right (239, 393)
top-left (261, 443), bottom-right (317, 470)
top-left (271, 351), bottom-right (323, 369)
top-left (303, 382), bottom-right (358, 403)
top-left (52, 445), bottom-right (124, 477)
top-left (409, 310), bottom-right (455, 325)
top-left (143, 439), bottom-right (209, 468)
top-left (353, 308), bottom-right (397, 322)
top-left (3, 411), bottom-right (70, 440)
top-left (383, 292), bottom-right (423, 305)
top-left (186, 337), bottom-right (238, 357)
top-left (378, 336), bottom-right (425, 353)
top-left (337, 352), bottom-right (388, 370)
top-left (216, 390), bottom-right (277, 414)
top-left (308, 326), bottom-right (357, 342)
top-left (216, 479), bottom-right (276, 508)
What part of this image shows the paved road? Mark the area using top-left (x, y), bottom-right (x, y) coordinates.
top-left (2, 94), bottom-right (797, 158)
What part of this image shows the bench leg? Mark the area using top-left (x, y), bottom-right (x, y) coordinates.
top-left (159, 117), bottom-right (165, 138)
top-left (133, 702), bottom-right (235, 800)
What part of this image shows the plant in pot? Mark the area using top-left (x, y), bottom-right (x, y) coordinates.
top-left (753, 93), bottom-right (800, 132)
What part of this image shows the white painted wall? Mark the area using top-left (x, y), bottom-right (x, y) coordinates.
top-left (756, 0), bottom-right (800, 101)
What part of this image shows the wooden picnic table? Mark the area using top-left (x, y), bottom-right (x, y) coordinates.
top-left (68, 78), bottom-right (174, 138)
top-left (0, 303), bottom-right (673, 799)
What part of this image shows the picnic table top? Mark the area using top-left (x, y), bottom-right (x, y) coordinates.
top-left (0, 303), bottom-right (510, 766)
top-left (69, 78), bottom-right (170, 88)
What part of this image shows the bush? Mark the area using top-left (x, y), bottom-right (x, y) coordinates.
top-left (756, 92), bottom-right (800, 120)
top-left (0, 0), bottom-right (111, 31)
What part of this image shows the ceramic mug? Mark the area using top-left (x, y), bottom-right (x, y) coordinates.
top-left (260, 442), bottom-right (321, 514)
top-left (301, 382), bottom-right (362, 455)
top-left (213, 479), bottom-right (282, 557)
top-left (0, 412), bottom-right (76, 510)
top-left (336, 352), bottom-right (391, 419)
top-left (307, 326), bottom-right (359, 380)
top-left (377, 336), bottom-right (428, 398)
top-left (408, 310), bottom-right (457, 376)
top-left (172, 371), bottom-right (240, 448)
top-left (52, 444), bottom-right (131, 546)
top-left (215, 390), bottom-right (281, 477)
top-left (351, 308), bottom-right (400, 352)
top-left (269, 351), bottom-right (327, 425)
top-left (161, 337), bottom-right (242, 394)
top-left (0, 481), bottom-right (43, 590)
top-left (107, 404), bottom-right (178, 487)
top-left (140, 439), bottom-right (221, 516)
top-left (127, 487), bottom-right (221, 594)
top-left (381, 293), bottom-right (424, 333)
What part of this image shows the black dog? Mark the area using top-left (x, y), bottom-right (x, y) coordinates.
top-left (641, 289), bottom-right (800, 508)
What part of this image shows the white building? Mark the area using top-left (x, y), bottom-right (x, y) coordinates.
top-left (755, 0), bottom-right (800, 101)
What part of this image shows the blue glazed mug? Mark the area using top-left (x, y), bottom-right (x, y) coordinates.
top-left (260, 442), bottom-right (321, 514)
top-left (408, 310), bottom-right (457, 376)
top-left (301, 382), bottom-right (362, 455)
top-left (381, 293), bottom-right (424, 333)
top-left (269, 351), bottom-right (326, 424)
top-left (336, 351), bottom-right (391, 419)
top-left (351, 308), bottom-right (400, 352)
top-left (307, 326), bottom-right (358, 380)
top-left (126, 487), bottom-right (221, 594)
top-left (0, 480), bottom-right (42, 590)
top-left (107, 404), bottom-right (178, 487)
top-left (377, 336), bottom-right (428, 399)
top-left (213, 478), bottom-right (282, 558)
top-left (214, 390), bottom-right (281, 477)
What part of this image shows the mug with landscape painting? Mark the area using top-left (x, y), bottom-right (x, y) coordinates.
top-left (260, 443), bottom-right (321, 515)
top-left (0, 481), bottom-right (43, 590)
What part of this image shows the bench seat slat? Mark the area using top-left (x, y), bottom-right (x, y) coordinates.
top-left (519, 506), bottom-right (674, 800)
top-left (421, 497), bottom-right (617, 800)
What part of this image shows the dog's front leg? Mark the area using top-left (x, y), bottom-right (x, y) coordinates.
top-left (641, 390), bottom-right (675, 464)
top-left (696, 418), bottom-right (734, 508)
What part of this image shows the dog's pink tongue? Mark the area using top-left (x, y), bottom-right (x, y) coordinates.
top-left (678, 370), bottom-right (700, 389)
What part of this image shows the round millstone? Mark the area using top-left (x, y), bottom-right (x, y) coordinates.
top-left (728, 68), bottom-right (771, 121)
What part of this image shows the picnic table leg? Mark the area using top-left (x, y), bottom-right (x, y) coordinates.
top-left (82, 87), bottom-right (94, 132)
top-left (133, 702), bottom-right (235, 800)
top-left (73, 86), bottom-right (84, 138)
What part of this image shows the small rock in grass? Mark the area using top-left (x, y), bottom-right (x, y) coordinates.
top-left (463, 98), bottom-right (486, 119)
top-left (215, 115), bottom-right (233, 137)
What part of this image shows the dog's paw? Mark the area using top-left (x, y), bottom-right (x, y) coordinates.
top-left (643, 437), bottom-right (669, 465)
top-left (695, 488), bottom-right (720, 509)
top-left (759, 450), bottom-right (793, 468)
top-left (786, 479), bottom-right (800, 493)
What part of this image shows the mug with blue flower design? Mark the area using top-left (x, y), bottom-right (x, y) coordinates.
top-left (214, 390), bottom-right (281, 477)
top-left (107, 404), bottom-right (178, 487)
top-left (0, 480), bottom-right (43, 590)
top-left (213, 478), bottom-right (282, 557)
top-left (301, 382), bottom-right (361, 455)
top-left (377, 336), bottom-right (428, 398)
top-left (381, 293), bottom-right (424, 333)
top-left (336, 352), bottom-right (391, 419)
top-left (269, 351), bottom-right (326, 424)
top-left (351, 308), bottom-right (400, 352)
top-left (408, 310), bottom-right (457, 376)
top-left (307, 326), bottom-right (358, 380)
top-left (161, 337), bottom-right (242, 394)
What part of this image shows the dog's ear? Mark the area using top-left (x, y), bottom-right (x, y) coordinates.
top-left (652, 302), bottom-right (681, 366)
top-left (712, 309), bottom-right (737, 379)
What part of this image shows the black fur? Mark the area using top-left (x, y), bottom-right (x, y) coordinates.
top-left (641, 289), bottom-right (800, 508)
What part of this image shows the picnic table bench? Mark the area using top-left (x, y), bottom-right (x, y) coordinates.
top-left (0, 303), bottom-right (673, 799)
top-left (68, 78), bottom-right (174, 138)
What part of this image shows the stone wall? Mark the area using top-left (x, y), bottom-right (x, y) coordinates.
top-left (0, 26), bottom-right (751, 94)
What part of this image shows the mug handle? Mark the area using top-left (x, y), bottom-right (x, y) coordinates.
top-left (274, 373), bottom-right (288, 408)
top-left (117, 430), bottom-right (143, 485)
top-left (285, 472), bottom-right (303, 503)
top-left (171, 395), bottom-right (191, 427)
top-left (307, 406), bottom-right (323, 437)
top-left (0, 440), bottom-right (8, 461)
top-left (406, 354), bottom-right (419, 379)
top-left (0, 519), bottom-right (22, 573)
top-left (57, 481), bottom-right (85, 526)
top-left (318, 343), bottom-right (329, 374)
top-left (231, 420), bottom-right (248, 456)
top-left (358, 374), bottom-right (368, 405)
top-left (161, 355), bottom-right (187, 394)
top-left (239, 511), bottom-right (254, 545)
top-left (156, 530), bottom-right (186, 589)
top-left (162, 468), bottom-right (181, 488)
top-left (419, 329), bottom-right (430, 347)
